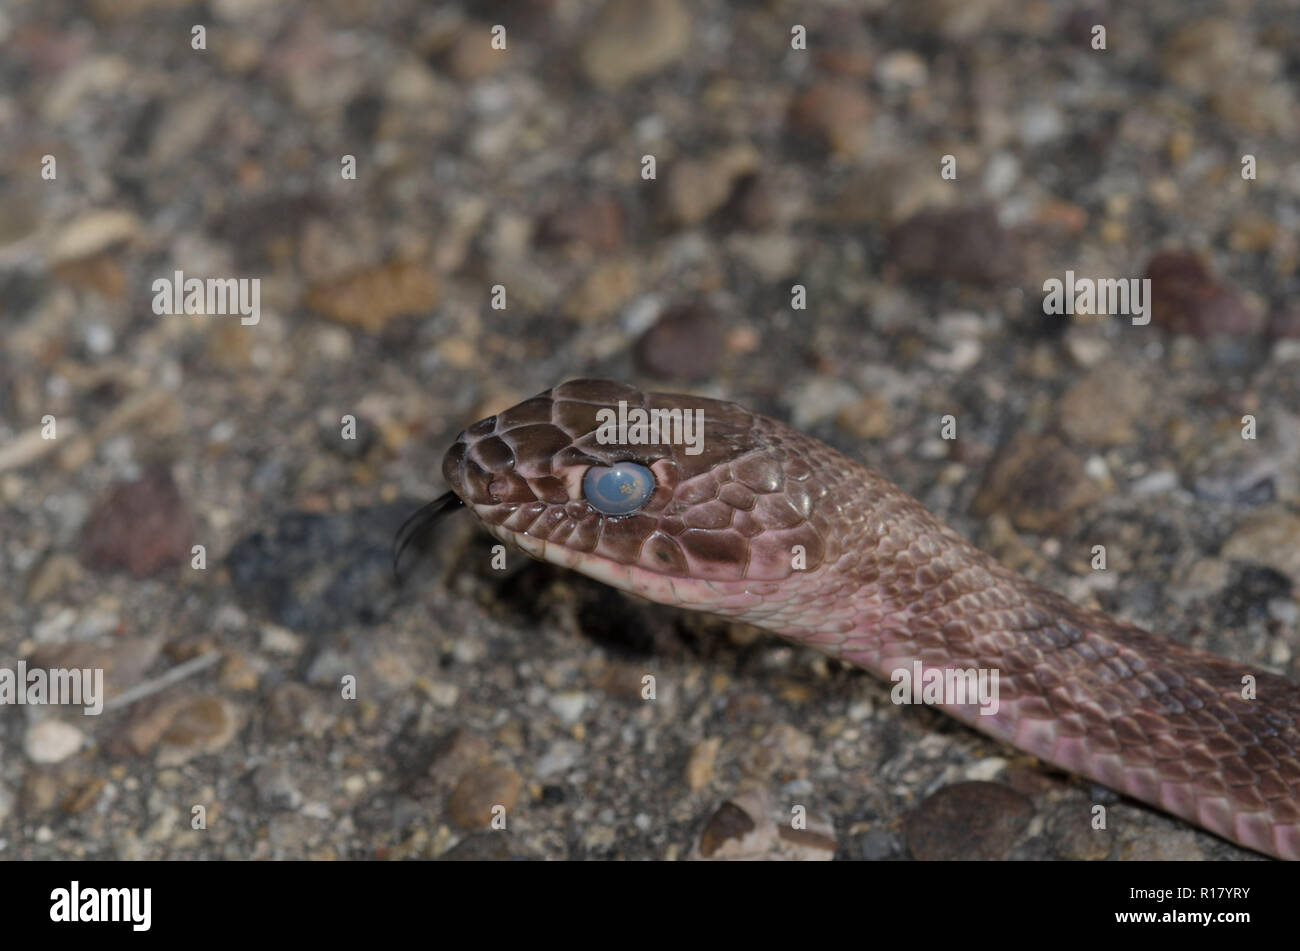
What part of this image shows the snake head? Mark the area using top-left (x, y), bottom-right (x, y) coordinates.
top-left (439, 379), bottom-right (838, 603)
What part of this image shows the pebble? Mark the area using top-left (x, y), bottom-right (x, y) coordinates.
top-left (156, 696), bottom-right (242, 766)
top-left (535, 194), bottom-right (624, 252)
top-left (264, 683), bottom-right (325, 739)
top-left (79, 467), bottom-right (194, 578)
top-left (564, 260), bottom-right (638, 323)
top-left (303, 261), bottom-right (439, 333)
top-left (24, 720), bottom-right (85, 764)
top-left (1045, 802), bottom-right (1114, 860)
top-left (443, 22), bottom-right (508, 81)
top-left (888, 206), bottom-right (1021, 287)
top-left (1159, 18), bottom-right (1251, 95)
top-left (905, 781), bottom-right (1034, 860)
top-left (787, 82), bottom-right (872, 156)
top-left (1220, 510), bottom-right (1300, 586)
top-left (875, 50), bottom-right (928, 90)
top-left (1054, 364), bottom-right (1151, 448)
top-left (23, 553), bottom-right (83, 603)
top-left (534, 740), bottom-right (582, 778)
top-left (580, 0), bottom-right (690, 89)
top-left (697, 799), bottom-right (759, 858)
top-left (663, 146), bottom-right (758, 227)
top-left (47, 210), bottom-right (141, 265)
top-left (634, 304), bottom-right (725, 380)
top-left (1144, 250), bottom-right (1261, 338)
top-left (447, 765), bottom-right (520, 828)
top-left (253, 762), bottom-right (305, 811)
top-left (973, 432), bottom-right (1102, 533)
top-left (547, 691), bottom-right (588, 724)
top-left (1117, 826), bottom-right (1206, 860)
top-left (685, 737), bottom-right (721, 791)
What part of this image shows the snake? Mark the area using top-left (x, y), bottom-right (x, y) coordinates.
top-left (396, 378), bottom-right (1300, 860)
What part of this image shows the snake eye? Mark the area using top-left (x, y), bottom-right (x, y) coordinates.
top-left (582, 462), bottom-right (655, 515)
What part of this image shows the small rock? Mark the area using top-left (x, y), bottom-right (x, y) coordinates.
top-left (1144, 250), bottom-right (1261, 338)
top-left (535, 194), bottom-right (624, 252)
top-left (79, 467), bottom-right (195, 578)
top-left (1220, 510), bottom-right (1300, 586)
top-left (634, 304), bottom-right (725, 380)
top-left (1160, 18), bottom-right (1251, 95)
top-left (24, 720), bottom-right (85, 764)
top-left (835, 394), bottom-right (893, 440)
top-left (547, 691), bottom-right (588, 724)
top-left (563, 260), bottom-right (639, 323)
top-left (304, 261), bottom-right (439, 333)
top-left (725, 173), bottom-right (784, 231)
top-left (443, 22), bottom-right (508, 81)
top-left (48, 210), bottom-right (141, 264)
top-left (156, 696), bottom-right (242, 766)
top-left (685, 737), bottom-right (721, 791)
top-left (217, 649), bottom-right (260, 692)
top-left (428, 729), bottom-right (492, 791)
top-left (1210, 81), bottom-right (1295, 136)
top-left (61, 777), bottom-right (107, 816)
top-left (787, 82), bottom-right (871, 156)
top-left (663, 146), bottom-right (758, 227)
top-left (1118, 825), bottom-right (1207, 860)
top-left (29, 635), bottom-right (163, 704)
top-left (253, 762), bottom-right (305, 811)
top-left (264, 683), bottom-right (325, 739)
top-left (580, 0), bottom-right (690, 89)
top-left (1045, 801), bottom-right (1114, 859)
top-left (1055, 364), bottom-right (1152, 448)
top-left (727, 233), bottom-right (802, 282)
top-left (698, 800), bottom-right (759, 858)
top-left (888, 206), bottom-right (1021, 287)
top-left (906, 781), bottom-right (1034, 860)
top-left (24, 553), bottom-right (83, 604)
top-left (534, 740), bottom-right (582, 778)
top-left (447, 765), bottom-right (521, 828)
top-left (973, 432), bottom-right (1102, 534)
top-left (875, 50), bottom-right (928, 89)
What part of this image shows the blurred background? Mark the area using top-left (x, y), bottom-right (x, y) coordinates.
top-left (1, 0), bottom-right (1299, 860)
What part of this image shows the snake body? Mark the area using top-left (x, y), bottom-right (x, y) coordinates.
top-left (426, 378), bottom-right (1300, 859)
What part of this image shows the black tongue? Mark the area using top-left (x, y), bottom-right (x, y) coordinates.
top-left (392, 491), bottom-right (466, 582)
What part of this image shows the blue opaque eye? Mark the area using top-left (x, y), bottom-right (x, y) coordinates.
top-left (582, 462), bottom-right (655, 515)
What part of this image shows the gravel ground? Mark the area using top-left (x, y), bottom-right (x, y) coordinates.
top-left (2, 0), bottom-right (1299, 860)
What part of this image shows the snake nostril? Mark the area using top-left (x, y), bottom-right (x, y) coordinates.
top-left (467, 415), bottom-right (497, 437)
